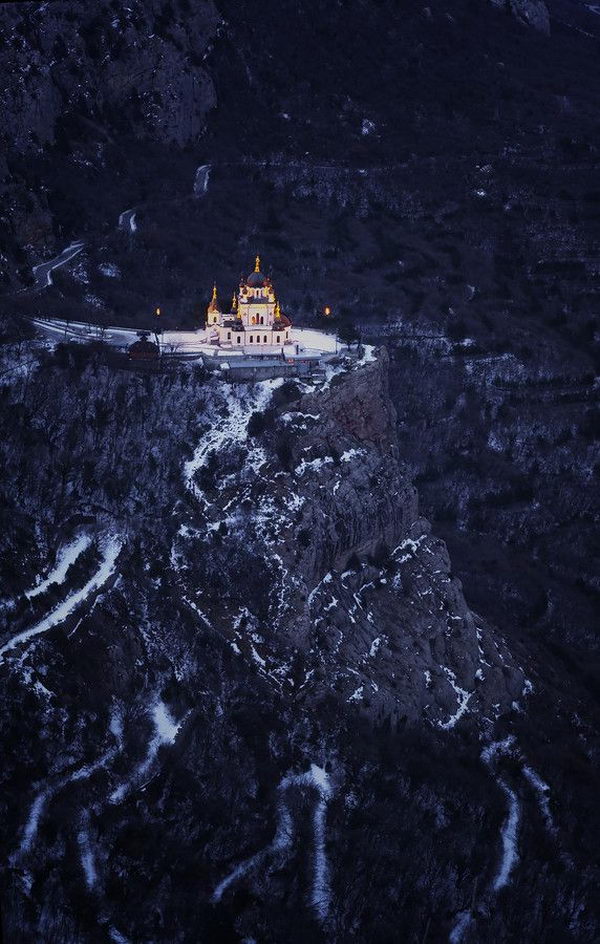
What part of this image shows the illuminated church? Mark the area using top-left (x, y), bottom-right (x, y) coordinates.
top-left (205, 256), bottom-right (292, 351)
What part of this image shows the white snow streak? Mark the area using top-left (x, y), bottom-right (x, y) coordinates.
top-left (183, 380), bottom-right (282, 505)
top-left (449, 909), bottom-right (473, 943)
top-left (118, 209), bottom-right (137, 233)
top-left (25, 534), bottom-right (93, 600)
top-left (110, 698), bottom-right (181, 804)
top-left (78, 814), bottom-right (97, 890)
top-left (481, 738), bottom-right (520, 892)
top-left (211, 800), bottom-right (294, 904)
top-left (522, 764), bottom-right (555, 833)
top-left (108, 929), bottom-right (131, 944)
top-left (0, 536), bottom-right (123, 663)
top-left (32, 240), bottom-right (85, 289)
top-left (16, 708), bottom-right (124, 859)
top-left (19, 792), bottom-right (49, 855)
top-left (492, 778), bottom-right (519, 891)
top-left (194, 164), bottom-right (211, 196)
top-left (436, 667), bottom-right (472, 730)
top-left (308, 766), bottom-right (332, 920)
top-left (212, 763), bottom-right (333, 921)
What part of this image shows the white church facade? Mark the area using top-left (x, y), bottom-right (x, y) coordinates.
top-left (205, 256), bottom-right (293, 352)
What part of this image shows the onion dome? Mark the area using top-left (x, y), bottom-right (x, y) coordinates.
top-left (247, 254), bottom-right (268, 287)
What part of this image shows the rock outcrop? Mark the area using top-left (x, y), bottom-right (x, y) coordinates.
top-left (0, 0), bottom-right (219, 152)
top-left (489, 0), bottom-right (551, 33)
top-left (176, 350), bottom-right (527, 726)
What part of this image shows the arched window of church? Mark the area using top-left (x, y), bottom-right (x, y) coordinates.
top-left (250, 335), bottom-right (253, 343)
top-left (260, 316), bottom-right (264, 324)
top-left (227, 331), bottom-right (231, 340)
top-left (264, 335), bottom-right (267, 343)
top-left (237, 336), bottom-right (241, 344)
top-left (251, 316), bottom-right (256, 324)
top-left (276, 335), bottom-right (280, 343)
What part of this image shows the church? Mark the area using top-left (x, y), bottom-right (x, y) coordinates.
top-left (205, 256), bottom-right (292, 352)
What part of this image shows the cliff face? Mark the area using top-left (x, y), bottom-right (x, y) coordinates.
top-left (172, 350), bottom-right (526, 727)
top-left (0, 0), bottom-right (219, 152)
top-left (0, 343), bottom-right (596, 943)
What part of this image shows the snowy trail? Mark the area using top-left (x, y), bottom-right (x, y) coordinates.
top-left (118, 209), bottom-right (137, 233)
top-left (108, 927), bottom-right (131, 944)
top-left (449, 910), bottom-right (473, 943)
top-left (306, 765), bottom-right (333, 920)
top-left (183, 380), bottom-right (282, 506)
top-left (436, 666), bottom-right (473, 730)
top-left (211, 799), bottom-right (294, 903)
top-left (78, 812), bottom-right (97, 890)
top-left (481, 738), bottom-right (521, 893)
top-left (32, 240), bottom-right (85, 289)
top-left (522, 764), bottom-right (556, 833)
top-left (212, 763), bottom-right (333, 921)
top-left (110, 698), bottom-right (181, 804)
top-left (450, 742), bottom-right (556, 940)
top-left (194, 164), bottom-right (211, 196)
top-left (25, 533), bottom-right (93, 600)
top-left (15, 707), bottom-right (124, 859)
top-left (0, 536), bottom-right (123, 664)
top-left (491, 777), bottom-right (520, 891)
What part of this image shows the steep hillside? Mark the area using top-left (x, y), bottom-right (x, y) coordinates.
top-left (1, 345), bottom-right (597, 942)
top-left (1, 0), bottom-right (600, 940)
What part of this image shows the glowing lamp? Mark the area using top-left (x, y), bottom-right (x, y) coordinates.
top-left (156, 307), bottom-right (161, 316)
top-left (324, 306), bottom-right (331, 316)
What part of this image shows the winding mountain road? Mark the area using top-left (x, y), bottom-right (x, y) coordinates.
top-left (32, 240), bottom-right (85, 290)
top-left (193, 164), bottom-right (211, 196)
top-left (118, 209), bottom-right (137, 233)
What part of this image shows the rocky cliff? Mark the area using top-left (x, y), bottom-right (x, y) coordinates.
top-left (0, 335), bottom-right (597, 942)
top-left (172, 349), bottom-right (527, 727)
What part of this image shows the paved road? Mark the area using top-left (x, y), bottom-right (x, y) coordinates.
top-left (118, 209), bottom-right (137, 233)
top-left (193, 164), bottom-right (211, 197)
top-left (32, 241), bottom-right (85, 290)
top-left (32, 318), bottom-right (338, 359)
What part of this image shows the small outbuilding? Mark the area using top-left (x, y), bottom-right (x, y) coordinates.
top-left (128, 335), bottom-right (159, 361)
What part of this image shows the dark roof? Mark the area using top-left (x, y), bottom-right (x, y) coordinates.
top-left (247, 270), bottom-right (268, 287)
top-left (128, 339), bottom-right (159, 357)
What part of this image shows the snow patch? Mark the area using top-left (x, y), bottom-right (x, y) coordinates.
top-left (436, 667), bottom-right (472, 730)
top-left (212, 764), bottom-right (333, 921)
top-left (25, 533), bottom-right (93, 600)
top-left (15, 707), bottom-right (124, 859)
top-left (522, 764), bottom-right (555, 832)
top-left (340, 448), bottom-right (365, 462)
top-left (295, 456), bottom-right (334, 477)
top-left (110, 698), bottom-right (181, 804)
top-left (481, 738), bottom-right (521, 892)
top-left (449, 910), bottom-right (473, 943)
top-left (1, 536), bottom-right (123, 663)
